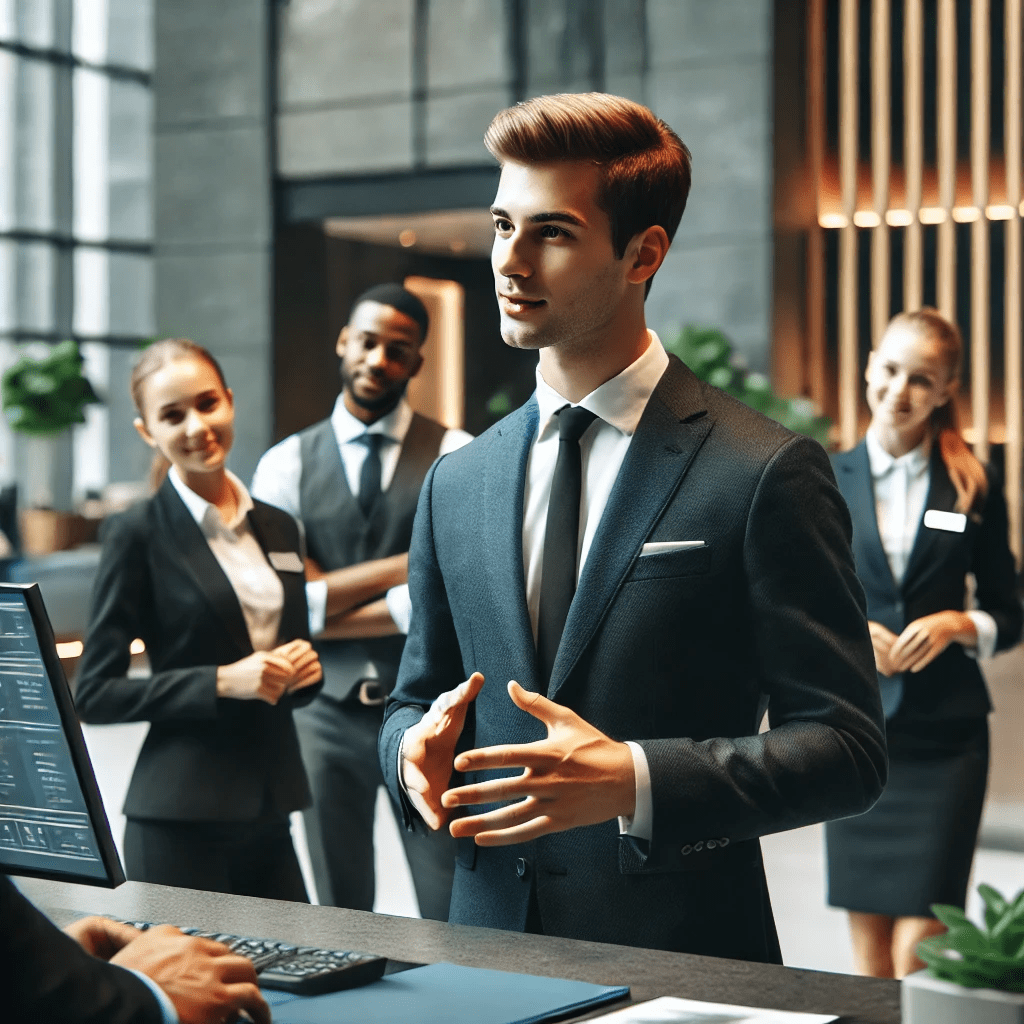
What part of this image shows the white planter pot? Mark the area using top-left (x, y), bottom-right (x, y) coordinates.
top-left (903, 969), bottom-right (1024, 1024)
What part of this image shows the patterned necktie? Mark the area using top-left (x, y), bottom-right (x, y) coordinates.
top-left (356, 433), bottom-right (385, 517)
top-left (537, 405), bottom-right (598, 687)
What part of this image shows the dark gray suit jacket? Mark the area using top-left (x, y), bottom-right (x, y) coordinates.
top-left (75, 477), bottom-right (320, 821)
top-left (833, 440), bottom-right (1022, 721)
top-left (379, 355), bottom-right (886, 961)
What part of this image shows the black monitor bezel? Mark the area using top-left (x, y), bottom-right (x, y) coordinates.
top-left (0, 582), bottom-right (125, 887)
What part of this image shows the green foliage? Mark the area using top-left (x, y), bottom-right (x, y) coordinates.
top-left (918, 885), bottom-right (1024, 992)
top-left (2, 340), bottom-right (101, 437)
top-left (664, 325), bottom-right (831, 445)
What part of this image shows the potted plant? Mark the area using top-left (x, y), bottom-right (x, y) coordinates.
top-left (903, 884), bottom-right (1024, 1023)
top-left (1, 340), bottom-right (101, 554)
top-left (663, 325), bottom-right (831, 444)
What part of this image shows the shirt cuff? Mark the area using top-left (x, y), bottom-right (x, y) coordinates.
top-left (306, 579), bottom-right (328, 636)
top-left (966, 610), bottom-right (998, 660)
top-left (127, 968), bottom-right (179, 1023)
top-left (385, 584), bottom-right (413, 635)
top-left (617, 741), bottom-right (652, 842)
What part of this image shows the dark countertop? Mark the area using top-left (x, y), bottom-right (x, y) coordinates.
top-left (20, 877), bottom-right (901, 1023)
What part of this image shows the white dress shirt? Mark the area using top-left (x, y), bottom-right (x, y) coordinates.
top-left (168, 467), bottom-right (284, 652)
top-left (865, 428), bottom-right (996, 658)
top-left (523, 330), bottom-right (669, 842)
top-left (250, 396), bottom-right (472, 634)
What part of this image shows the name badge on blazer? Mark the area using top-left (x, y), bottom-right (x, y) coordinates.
top-left (923, 509), bottom-right (967, 534)
top-left (268, 550), bottom-right (304, 573)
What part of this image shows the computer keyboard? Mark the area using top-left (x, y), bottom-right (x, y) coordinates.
top-left (119, 920), bottom-right (388, 996)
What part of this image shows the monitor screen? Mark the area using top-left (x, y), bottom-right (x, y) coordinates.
top-left (0, 583), bottom-right (123, 886)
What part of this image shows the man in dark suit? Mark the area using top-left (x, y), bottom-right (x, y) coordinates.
top-left (379, 92), bottom-right (887, 961)
top-left (2, 874), bottom-right (269, 1023)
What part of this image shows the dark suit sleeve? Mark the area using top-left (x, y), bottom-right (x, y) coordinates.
top-left (379, 459), bottom-right (466, 826)
top-left (75, 511), bottom-right (219, 724)
top-left (1, 876), bottom-right (162, 1024)
top-left (973, 466), bottom-right (1024, 651)
top-left (638, 435), bottom-right (888, 855)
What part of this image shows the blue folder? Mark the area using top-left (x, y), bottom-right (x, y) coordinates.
top-left (264, 961), bottom-right (630, 1024)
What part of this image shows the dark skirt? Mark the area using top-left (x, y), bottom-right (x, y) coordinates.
top-left (825, 716), bottom-right (989, 917)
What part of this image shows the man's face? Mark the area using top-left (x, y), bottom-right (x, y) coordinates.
top-left (338, 300), bottom-right (424, 417)
top-left (490, 160), bottom-right (631, 356)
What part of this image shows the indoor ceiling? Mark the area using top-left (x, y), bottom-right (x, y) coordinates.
top-left (323, 208), bottom-right (494, 258)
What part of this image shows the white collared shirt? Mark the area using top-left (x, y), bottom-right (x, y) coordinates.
top-left (865, 428), bottom-right (995, 659)
top-left (522, 330), bottom-right (669, 842)
top-left (251, 396), bottom-right (472, 633)
top-left (169, 467), bottom-right (284, 652)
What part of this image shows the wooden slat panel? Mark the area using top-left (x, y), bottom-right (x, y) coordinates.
top-left (839, 0), bottom-right (859, 450)
top-left (937, 0), bottom-right (957, 320)
top-left (807, 0), bottom-right (827, 413)
top-left (904, 0), bottom-right (924, 310)
top-left (1006, 0), bottom-right (1023, 563)
top-left (872, 0), bottom-right (891, 343)
top-left (972, 0), bottom-right (991, 462)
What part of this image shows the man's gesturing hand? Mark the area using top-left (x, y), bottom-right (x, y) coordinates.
top-left (441, 680), bottom-right (636, 846)
top-left (401, 672), bottom-right (485, 831)
top-left (111, 925), bottom-right (270, 1024)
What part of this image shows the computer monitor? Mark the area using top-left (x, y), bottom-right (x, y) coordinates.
top-left (0, 582), bottom-right (124, 886)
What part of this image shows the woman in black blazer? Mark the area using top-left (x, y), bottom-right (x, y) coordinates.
top-left (75, 338), bottom-right (323, 900)
top-left (826, 309), bottom-right (1022, 978)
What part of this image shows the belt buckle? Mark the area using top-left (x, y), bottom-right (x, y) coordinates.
top-left (357, 680), bottom-right (387, 706)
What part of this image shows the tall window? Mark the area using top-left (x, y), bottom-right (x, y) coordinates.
top-left (0, 0), bottom-right (152, 501)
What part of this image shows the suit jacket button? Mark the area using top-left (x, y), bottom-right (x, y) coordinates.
top-left (681, 845), bottom-right (692, 856)
top-left (707, 839), bottom-right (717, 849)
top-left (693, 841), bottom-right (704, 852)
top-left (719, 837), bottom-right (729, 847)
top-left (515, 857), bottom-right (528, 879)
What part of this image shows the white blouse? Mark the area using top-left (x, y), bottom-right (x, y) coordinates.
top-left (169, 468), bottom-right (284, 652)
top-left (864, 428), bottom-right (995, 658)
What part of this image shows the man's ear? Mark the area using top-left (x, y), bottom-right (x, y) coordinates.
top-left (133, 416), bottom-right (157, 448)
top-left (408, 349), bottom-right (424, 380)
top-left (625, 225), bottom-right (671, 286)
top-left (335, 326), bottom-right (349, 359)
top-left (864, 351), bottom-right (875, 384)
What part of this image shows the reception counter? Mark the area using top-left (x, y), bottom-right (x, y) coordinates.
top-left (20, 876), bottom-right (900, 1022)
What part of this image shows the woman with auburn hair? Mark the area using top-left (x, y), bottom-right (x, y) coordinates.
top-left (826, 308), bottom-right (1022, 978)
top-left (75, 338), bottom-right (322, 899)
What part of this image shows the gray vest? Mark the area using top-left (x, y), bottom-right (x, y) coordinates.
top-left (298, 412), bottom-right (446, 699)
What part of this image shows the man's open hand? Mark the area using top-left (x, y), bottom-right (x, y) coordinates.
top-left (441, 680), bottom-right (635, 846)
top-left (401, 672), bottom-right (485, 830)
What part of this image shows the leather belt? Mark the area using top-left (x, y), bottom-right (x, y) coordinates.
top-left (352, 680), bottom-right (388, 707)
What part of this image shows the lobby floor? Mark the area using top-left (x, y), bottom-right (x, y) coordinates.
top-left (80, 641), bottom-right (1024, 975)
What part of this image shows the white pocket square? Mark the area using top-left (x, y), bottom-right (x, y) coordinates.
top-left (640, 541), bottom-right (706, 557)
top-left (268, 550), bottom-right (304, 572)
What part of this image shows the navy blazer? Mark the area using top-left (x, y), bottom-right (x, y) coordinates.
top-left (380, 355), bottom-right (886, 962)
top-left (1, 874), bottom-right (160, 1023)
top-left (75, 476), bottom-right (320, 822)
top-left (833, 440), bottom-right (1022, 722)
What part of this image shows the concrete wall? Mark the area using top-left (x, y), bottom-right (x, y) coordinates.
top-left (147, 0), bottom-right (273, 485)
top-left (277, 0), bottom-right (774, 369)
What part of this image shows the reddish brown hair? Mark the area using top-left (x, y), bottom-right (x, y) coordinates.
top-left (484, 93), bottom-right (691, 269)
top-left (885, 308), bottom-right (987, 513)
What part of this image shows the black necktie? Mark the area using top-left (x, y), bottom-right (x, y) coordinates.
top-left (537, 405), bottom-right (597, 687)
top-left (357, 433), bottom-right (385, 517)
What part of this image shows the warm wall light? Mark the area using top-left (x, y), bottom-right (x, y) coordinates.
top-left (56, 640), bottom-right (84, 659)
top-left (919, 207), bottom-right (947, 224)
top-left (818, 212), bottom-right (849, 228)
top-left (886, 209), bottom-right (914, 227)
top-left (986, 204), bottom-right (1016, 220)
top-left (399, 229), bottom-right (417, 247)
top-left (130, 638), bottom-right (146, 655)
top-left (952, 206), bottom-right (981, 223)
top-left (853, 211), bottom-right (881, 228)
top-left (449, 238), bottom-right (467, 253)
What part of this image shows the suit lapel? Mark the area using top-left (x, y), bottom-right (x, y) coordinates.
top-left (154, 478), bottom-right (253, 656)
top-left (548, 356), bottom-right (712, 699)
top-left (902, 443), bottom-right (957, 589)
top-left (247, 500), bottom-right (306, 643)
top-left (484, 397), bottom-right (540, 691)
top-left (839, 443), bottom-right (898, 594)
